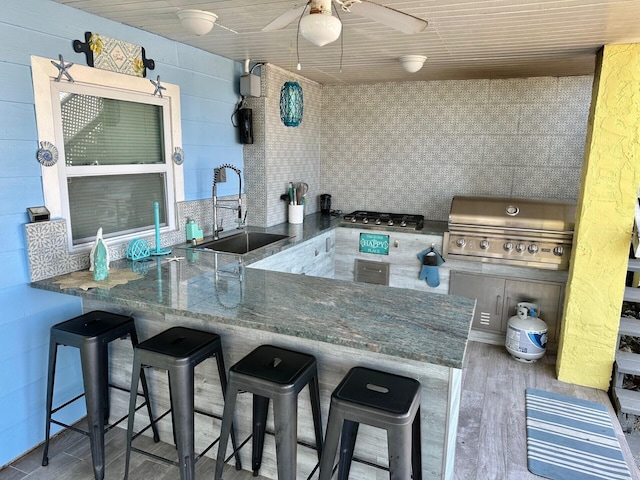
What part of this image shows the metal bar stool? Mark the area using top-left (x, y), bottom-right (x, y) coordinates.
top-left (124, 326), bottom-right (242, 480)
top-left (318, 366), bottom-right (422, 480)
top-left (42, 310), bottom-right (158, 480)
top-left (214, 344), bottom-right (324, 480)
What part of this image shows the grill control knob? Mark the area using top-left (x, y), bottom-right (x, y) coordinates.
top-left (350, 217), bottom-right (357, 223)
top-left (503, 242), bottom-right (514, 252)
top-left (479, 239), bottom-right (490, 250)
top-left (401, 216), bottom-right (407, 227)
top-left (528, 244), bottom-right (539, 254)
top-left (362, 217), bottom-right (369, 224)
top-left (456, 238), bottom-right (467, 248)
top-left (388, 219), bottom-right (394, 226)
top-left (375, 218), bottom-right (381, 225)
top-left (553, 246), bottom-right (564, 256)
top-left (515, 243), bottom-right (526, 253)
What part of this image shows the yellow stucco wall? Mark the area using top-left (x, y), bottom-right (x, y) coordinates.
top-left (556, 44), bottom-right (640, 389)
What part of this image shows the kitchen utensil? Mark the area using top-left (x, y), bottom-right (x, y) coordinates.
top-left (296, 182), bottom-right (309, 205)
top-left (288, 182), bottom-right (295, 204)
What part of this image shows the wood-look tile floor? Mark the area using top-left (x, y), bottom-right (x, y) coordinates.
top-left (1, 341), bottom-right (639, 480)
top-left (0, 423), bottom-right (266, 480)
top-left (455, 341), bottom-right (640, 480)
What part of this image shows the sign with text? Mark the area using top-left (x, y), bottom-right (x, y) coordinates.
top-left (359, 233), bottom-right (390, 255)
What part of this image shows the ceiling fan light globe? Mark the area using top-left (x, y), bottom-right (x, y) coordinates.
top-left (400, 55), bottom-right (427, 73)
top-left (177, 9), bottom-right (218, 36)
top-left (299, 13), bottom-right (342, 47)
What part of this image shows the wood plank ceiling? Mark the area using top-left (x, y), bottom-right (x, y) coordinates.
top-left (53, 0), bottom-right (640, 84)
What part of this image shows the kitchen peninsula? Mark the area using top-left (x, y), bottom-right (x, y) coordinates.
top-left (30, 219), bottom-right (475, 480)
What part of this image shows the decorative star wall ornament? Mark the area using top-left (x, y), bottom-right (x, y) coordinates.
top-left (51, 54), bottom-right (74, 82)
top-left (150, 76), bottom-right (166, 97)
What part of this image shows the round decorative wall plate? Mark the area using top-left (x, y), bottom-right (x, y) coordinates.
top-left (172, 147), bottom-right (184, 165)
top-left (36, 141), bottom-right (59, 167)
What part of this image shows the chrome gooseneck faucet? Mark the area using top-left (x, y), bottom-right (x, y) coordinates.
top-left (213, 164), bottom-right (243, 240)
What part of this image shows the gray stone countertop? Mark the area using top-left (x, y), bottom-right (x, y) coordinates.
top-left (31, 214), bottom-right (475, 369)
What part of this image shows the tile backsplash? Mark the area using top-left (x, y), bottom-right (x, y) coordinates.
top-left (244, 64), bottom-right (323, 227)
top-left (245, 68), bottom-right (590, 224)
top-left (320, 76), bottom-right (591, 220)
top-left (26, 198), bottom-right (241, 281)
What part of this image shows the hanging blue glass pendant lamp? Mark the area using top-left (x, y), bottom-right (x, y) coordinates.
top-left (280, 81), bottom-right (303, 127)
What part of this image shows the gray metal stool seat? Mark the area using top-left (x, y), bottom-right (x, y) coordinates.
top-left (124, 326), bottom-right (241, 480)
top-left (42, 310), bottom-right (158, 480)
top-left (318, 366), bottom-right (422, 480)
top-left (214, 344), bottom-right (324, 480)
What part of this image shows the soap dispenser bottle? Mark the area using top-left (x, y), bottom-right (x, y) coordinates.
top-left (186, 217), bottom-right (195, 242)
top-left (186, 217), bottom-right (203, 243)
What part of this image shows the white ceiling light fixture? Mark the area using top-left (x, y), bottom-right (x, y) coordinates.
top-left (299, 0), bottom-right (342, 47)
top-left (400, 55), bottom-right (427, 73)
top-left (177, 9), bottom-right (218, 36)
top-left (263, 0), bottom-right (427, 41)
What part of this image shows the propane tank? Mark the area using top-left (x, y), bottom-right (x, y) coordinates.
top-left (505, 302), bottom-right (547, 363)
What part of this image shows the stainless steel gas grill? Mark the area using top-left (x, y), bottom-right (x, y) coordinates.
top-left (443, 196), bottom-right (577, 270)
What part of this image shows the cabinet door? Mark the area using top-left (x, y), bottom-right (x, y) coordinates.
top-left (449, 271), bottom-right (506, 332)
top-left (503, 279), bottom-right (563, 342)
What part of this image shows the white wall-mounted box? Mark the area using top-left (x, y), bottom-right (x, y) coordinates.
top-left (240, 73), bottom-right (260, 97)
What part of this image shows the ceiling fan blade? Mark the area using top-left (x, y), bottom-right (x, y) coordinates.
top-left (347, 0), bottom-right (428, 35)
top-left (262, 4), bottom-right (308, 32)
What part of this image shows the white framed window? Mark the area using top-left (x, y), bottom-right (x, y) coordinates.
top-left (31, 55), bottom-right (184, 250)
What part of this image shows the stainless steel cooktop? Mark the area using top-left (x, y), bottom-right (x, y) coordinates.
top-left (341, 211), bottom-right (424, 231)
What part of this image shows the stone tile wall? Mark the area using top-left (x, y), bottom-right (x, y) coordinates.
top-left (25, 198), bottom-right (243, 281)
top-left (244, 64), bottom-right (323, 227)
top-left (320, 76), bottom-right (591, 220)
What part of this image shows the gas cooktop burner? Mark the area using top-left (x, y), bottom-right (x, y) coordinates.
top-left (342, 211), bottom-right (424, 230)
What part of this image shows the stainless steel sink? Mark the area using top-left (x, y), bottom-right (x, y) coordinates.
top-left (193, 232), bottom-right (290, 255)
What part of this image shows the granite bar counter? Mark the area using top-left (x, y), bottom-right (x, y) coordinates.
top-left (31, 225), bottom-right (475, 480)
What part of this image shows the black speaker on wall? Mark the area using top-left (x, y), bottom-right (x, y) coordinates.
top-left (238, 108), bottom-right (253, 144)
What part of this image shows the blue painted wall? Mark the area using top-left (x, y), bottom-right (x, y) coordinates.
top-left (0, 0), bottom-right (243, 466)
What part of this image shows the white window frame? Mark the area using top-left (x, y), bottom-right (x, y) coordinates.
top-left (31, 55), bottom-right (184, 251)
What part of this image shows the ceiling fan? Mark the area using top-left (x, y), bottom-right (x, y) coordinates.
top-left (262, 0), bottom-right (428, 47)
